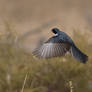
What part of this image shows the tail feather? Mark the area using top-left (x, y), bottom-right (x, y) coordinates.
top-left (71, 45), bottom-right (88, 63)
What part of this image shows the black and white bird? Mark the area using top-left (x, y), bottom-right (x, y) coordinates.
top-left (33, 28), bottom-right (88, 63)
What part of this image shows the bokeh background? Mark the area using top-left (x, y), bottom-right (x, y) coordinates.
top-left (0, 0), bottom-right (92, 92)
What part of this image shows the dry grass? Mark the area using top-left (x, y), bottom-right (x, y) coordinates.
top-left (0, 23), bottom-right (92, 92)
top-left (0, 1), bottom-right (92, 92)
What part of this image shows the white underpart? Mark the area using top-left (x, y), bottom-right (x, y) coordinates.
top-left (54, 33), bottom-right (58, 36)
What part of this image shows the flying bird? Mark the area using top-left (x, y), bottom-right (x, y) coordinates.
top-left (33, 28), bottom-right (88, 63)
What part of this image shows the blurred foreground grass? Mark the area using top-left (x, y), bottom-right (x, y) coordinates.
top-left (0, 24), bottom-right (92, 92)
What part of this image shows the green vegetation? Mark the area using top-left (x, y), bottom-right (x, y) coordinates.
top-left (0, 24), bottom-right (92, 92)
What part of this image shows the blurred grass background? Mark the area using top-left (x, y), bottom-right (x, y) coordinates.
top-left (0, 0), bottom-right (92, 92)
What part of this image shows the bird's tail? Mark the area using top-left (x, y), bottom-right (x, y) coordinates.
top-left (71, 44), bottom-right (88, 63)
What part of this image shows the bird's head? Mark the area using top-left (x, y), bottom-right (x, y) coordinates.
top-left (51, 28), bottom-right (61, 34)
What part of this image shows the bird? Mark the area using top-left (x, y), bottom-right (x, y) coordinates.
top-left (33, 28), bottom-right (88, 63)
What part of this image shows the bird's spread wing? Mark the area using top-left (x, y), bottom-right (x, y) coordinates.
top-left (33, 36), bottom-right (71, 58)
